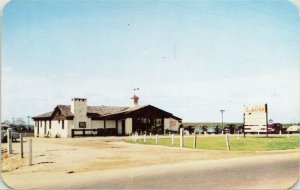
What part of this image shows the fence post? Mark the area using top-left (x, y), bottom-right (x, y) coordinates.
top-left (287, 131), bottom-right (290, 138)
top-left (226, 134), bottom-right (230, 151)
top-left (144, 133), bottom-right (146, 144)
top-left (193, 132), bottom-right (197, 148)
top-left (237, 131), bottom-right (240, 140)
top-left (171, 134), bottom-right (174, 146)
top-left (20, 134), bottom-right (24, 158)
top-left (29, 139), bottom-right (32, 166)
top-left (7, 128), bottom-right (12, 154)
top-left (150, 132), bottom-right (152, 139)
top-left (180, 128), bottom-right (184, 148)
top-left (155, 134), bottom-right (158, 145)
top-left (169, 131), bottom-right (171, 137)
top-left (204, 131), bottom-right (207, 137)
top-left (279, 130), bottom-right (281, 136)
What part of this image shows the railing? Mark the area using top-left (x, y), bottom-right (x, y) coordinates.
top-left (71, 128), bottom-right (117, 138)
top-left (21, 132), bottom-right (34, 137)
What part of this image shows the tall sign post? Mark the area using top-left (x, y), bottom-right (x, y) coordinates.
top-left (265, 104), bottom-right (268, 138)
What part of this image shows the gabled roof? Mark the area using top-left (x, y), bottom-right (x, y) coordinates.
top-left (87, 106), bottom-right (128, 116)
top-left (32, 104), bottom-right (182, 121)
top-left (57, 105), bottom-right (74, 117)
top-left (32, 111), bottom-right (53, 119)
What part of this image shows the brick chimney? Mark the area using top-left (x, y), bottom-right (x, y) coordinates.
top-left (71, 98), bottom-right (87, 128)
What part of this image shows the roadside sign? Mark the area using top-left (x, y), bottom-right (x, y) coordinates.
top-left (244, 104), bottom-right (268, 134)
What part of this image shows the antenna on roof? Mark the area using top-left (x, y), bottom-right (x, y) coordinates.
top-left (133, 88), bottom-right (139, 95)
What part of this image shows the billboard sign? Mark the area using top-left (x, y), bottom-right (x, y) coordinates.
top-left (244, 104), bottom-right (268, 133)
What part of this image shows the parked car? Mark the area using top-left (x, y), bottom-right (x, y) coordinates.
top-left (191, 126), bottom-right (207, 134)
top-left (267, 123), bottom-right (285, 134)
top-left (183, 126), bottom-right (194, 134)
top-left (191, 126), bottom-right (201, 134)
top-left (287, 125), bottom-right (300, 134)
top-left (207, 125), bottom-right (222, 134)
top-left (183, 130), bottom-right (190, 135)
top-left (224, 124), bottom-right (237, 134)
top-left (1, 125), bottom-right (20, 142)
top-left (237, 124), bottom-right (244, 133)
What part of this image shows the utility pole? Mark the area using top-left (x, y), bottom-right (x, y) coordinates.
top-left (219, 109), bottom-right (225, 131)
top-left (27, 116), bottom-right (30, 129)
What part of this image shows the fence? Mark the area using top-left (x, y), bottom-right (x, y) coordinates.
top-left (21, 132), bottom-right (34, 137)
top-left (71, 128), bottom-right (117, 138)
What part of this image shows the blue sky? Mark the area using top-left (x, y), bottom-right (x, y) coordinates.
top-left (2, 0), bottom-right (299, 123)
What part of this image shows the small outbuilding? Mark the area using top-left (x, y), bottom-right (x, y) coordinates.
top-left (32, 96), bottom-right (182, 138)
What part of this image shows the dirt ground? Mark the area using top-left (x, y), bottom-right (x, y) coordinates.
top-left (1, 137), bottom-right (299, 189)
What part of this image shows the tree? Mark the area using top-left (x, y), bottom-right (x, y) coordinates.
top-left (15, 117), bottom-right (26, 126)
top-left (2, 120), bottom-right (10, 125)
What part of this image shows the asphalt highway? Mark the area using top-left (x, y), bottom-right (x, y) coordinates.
top-left (63, 152), bottom-right (299, 189)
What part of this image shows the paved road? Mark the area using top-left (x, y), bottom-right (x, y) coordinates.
top-left (53, 152), bottom-right (299, 189)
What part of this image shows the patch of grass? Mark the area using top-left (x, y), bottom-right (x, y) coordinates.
top-left (126, 135), bottom-right (299, 151)
top-left (182, 122), bottom-right (297, 129)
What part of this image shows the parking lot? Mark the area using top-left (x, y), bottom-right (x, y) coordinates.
top-left (1, 136), bottom-right (299, 189)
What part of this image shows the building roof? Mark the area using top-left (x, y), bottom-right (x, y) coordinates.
top-left (57, 105), bottom-right (74, 117)
top-left (32, 111), bottom-right (54, 119)
top-left (32, 104), bottom-right (182, 121)
top-left (87, 106), bottom-right (128, 116)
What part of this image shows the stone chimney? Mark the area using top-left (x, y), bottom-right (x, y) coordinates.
top-left (131, 95), bottom-right (139, 107)
top-left (71, 98), bottom-right (87, 128)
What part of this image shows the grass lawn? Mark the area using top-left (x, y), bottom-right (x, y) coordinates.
top-left (126, 135), bottom-right (299, 151)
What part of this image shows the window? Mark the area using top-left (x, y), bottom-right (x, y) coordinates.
top-left (79, 122), bottom-right (86, 128)
top-left (49, 121), bottom-right (51, 129)
top-left (62, 120), bottom-right (64, 129)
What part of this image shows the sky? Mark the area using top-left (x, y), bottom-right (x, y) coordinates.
top-left (1, 0), bottom-right (299, 124)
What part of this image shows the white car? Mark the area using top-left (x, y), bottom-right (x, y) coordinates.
top-left (1, 125), bottom-right (20, 142)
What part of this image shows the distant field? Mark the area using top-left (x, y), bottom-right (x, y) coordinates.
top-left (127, 135), bottom-right (299, 151)
top-left (182, 122), bottom-right (296, 128)
top-left (182, 122), bottom-right (241, 127)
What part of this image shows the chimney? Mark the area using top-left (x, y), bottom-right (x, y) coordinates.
top-left (131, 95), bottom-right (139, 107)
top-left (71, 98), bottom-right (87, 128)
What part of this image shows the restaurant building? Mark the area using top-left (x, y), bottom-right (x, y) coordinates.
top-left (32, 96), bottom-right (182, 137)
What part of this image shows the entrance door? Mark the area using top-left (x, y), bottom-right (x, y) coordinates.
top-left (122, 120), bottom-right (125, 135)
